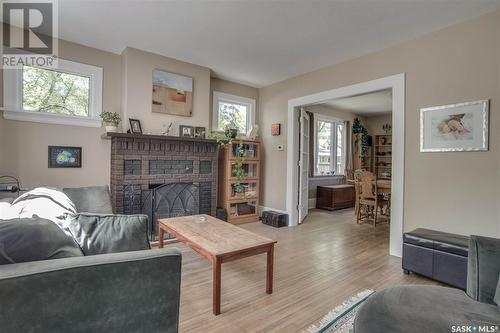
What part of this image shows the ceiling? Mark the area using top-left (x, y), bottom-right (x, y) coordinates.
top-left (57, 0), bottom-right (500, 87)
top-left (320, 89), bottom-right (392, 116)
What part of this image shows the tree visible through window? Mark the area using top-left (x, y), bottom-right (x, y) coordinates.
top-left (315, 117), bottom-right (345, 176)
top-left (218, 101), bottom-right (248, 133)
top-left (23, 66), bottom-right (90, 117)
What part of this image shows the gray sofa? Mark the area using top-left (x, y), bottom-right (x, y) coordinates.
top-left (354, 235), bottom-right (500, 332)
top-left (0, 186), bottom-right (181, 333)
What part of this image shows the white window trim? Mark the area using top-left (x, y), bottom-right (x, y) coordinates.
top-left (313, 114), bottom-right (346, 176)
top-left (2, 58), bottom-right (103, 127)
top-left (212, 91), bottom-right (256, 134)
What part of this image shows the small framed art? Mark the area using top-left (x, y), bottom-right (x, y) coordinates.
top-left (179, 125), bottom-right (194, 137)
top-left (48, 146), bottom-right (82, 168)
top-left (129, 118), bottom-right (143, 134)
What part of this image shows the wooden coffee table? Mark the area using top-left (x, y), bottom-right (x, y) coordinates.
top-left (158, 214), bottom-right (277, 315)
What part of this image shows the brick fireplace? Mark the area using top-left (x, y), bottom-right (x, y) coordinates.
top-left (108, 132), bottom-right (218, 240)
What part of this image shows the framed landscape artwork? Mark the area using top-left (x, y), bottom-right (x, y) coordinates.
top-left (152, 69), bottom-right (193, 117)
top-left (420, 100), bottom-right (489, 152)
top-left (48, 146), bottom-right (82, 168)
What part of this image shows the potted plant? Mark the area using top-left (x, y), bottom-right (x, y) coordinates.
top-left (100, 111), bottom-right (121, 133)
top-left (352, 118), bottom-right (369, 156)
top-left (225, 126), bottom-right (239, 139)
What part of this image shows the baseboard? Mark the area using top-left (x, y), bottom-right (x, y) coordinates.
top-left (308, 198), bottom-right (316, 209)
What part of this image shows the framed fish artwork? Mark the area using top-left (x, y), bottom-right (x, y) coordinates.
top-left (48, 146), bottom-right (82, 168)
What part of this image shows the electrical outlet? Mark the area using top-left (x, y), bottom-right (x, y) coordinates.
top-left (277, 145), bottom-right (284, 151)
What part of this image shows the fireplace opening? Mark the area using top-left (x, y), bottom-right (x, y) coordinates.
top-left (142, 182), bottom-right (200, 240)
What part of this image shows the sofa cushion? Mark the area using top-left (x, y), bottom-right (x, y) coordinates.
top-left (69, 213), bottom-right (150, 255)
top-left (0, 197), bottom-right (14, 204)
top-left (63, 186), bottom-right (113, 214)
top-left (467, 235), bottom-right (500, 305)
top-left (354, 285), bottom-right (500, 333)
top-left (494, 275), bottom-right (500, 308)
top-left (0, 217), bottom-right (84, 265)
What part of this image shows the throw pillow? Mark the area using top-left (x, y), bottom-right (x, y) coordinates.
top-left (69, 213), bottom-right (150, 255)
top-left (63, 186), bottom-right (113, 214)
top-left (0, 217), bottom-right (84, 265)
top-left (9, 187), bottom-right (77, 236)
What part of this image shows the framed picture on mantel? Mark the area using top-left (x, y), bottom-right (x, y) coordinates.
top-left (420, 99), bottom-right (489, 152)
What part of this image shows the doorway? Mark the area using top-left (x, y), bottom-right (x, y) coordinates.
top-left (286, 74), bottom-right (405, 257)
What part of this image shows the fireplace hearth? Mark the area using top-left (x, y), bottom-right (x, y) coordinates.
top-left (107, 132), bottom-right (218, 240)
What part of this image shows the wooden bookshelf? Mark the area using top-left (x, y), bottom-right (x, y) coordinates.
top-left (374, 135), bottom-right (392, 179)
top-left (218, 140), bottom-right (260, 224)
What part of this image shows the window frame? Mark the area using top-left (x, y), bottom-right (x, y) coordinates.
top-left (212, 91), bottom-right (256, 134)
top-left (3, 58), bottom-right (103, 127)
top-left (313, 114), bottom-right (346, 176)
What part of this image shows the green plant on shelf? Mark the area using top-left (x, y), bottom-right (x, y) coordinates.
top-left (232, 142), bottom-right (245, 181)
top-left (208, 131), bottom-right (246, 187)
top-left (352, 118), bottom-right (370, 156)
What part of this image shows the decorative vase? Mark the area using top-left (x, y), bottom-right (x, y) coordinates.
top-left (105, 125), bottom-right (120, 133)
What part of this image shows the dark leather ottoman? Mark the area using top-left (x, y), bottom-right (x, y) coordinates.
top-left (402, 228), bottom-right (469, 289)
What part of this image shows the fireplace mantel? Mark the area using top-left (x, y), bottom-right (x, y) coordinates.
top-left (108, 131), bottom-right (219, 240)
top-left (102, 132), bottom-right (217, 144)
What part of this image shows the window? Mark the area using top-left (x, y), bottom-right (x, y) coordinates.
top-left (314, 116), bottom-right (345, 176)
top-left (3, 59), bottom-right (103, 127)
top-left (212, 91), bottom-right (255, 134)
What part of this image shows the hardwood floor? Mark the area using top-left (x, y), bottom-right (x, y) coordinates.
top-left (165, 208), bottom-right (437, 333)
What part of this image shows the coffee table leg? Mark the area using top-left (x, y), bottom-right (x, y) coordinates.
top-left (266, 245), bottom-right (274, 294)
top-left (213, 257), bottom-right (222, 315)
top-left (158, 228), bottom-right (165, 248)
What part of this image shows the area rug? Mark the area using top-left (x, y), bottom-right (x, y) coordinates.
top-left (302, 289), bottom-right (375, 333)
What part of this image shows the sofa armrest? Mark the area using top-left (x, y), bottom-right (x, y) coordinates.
top-left (467, 235), bottom-right (500, 305)
top-left (0, 248), bottom-right (181, 333)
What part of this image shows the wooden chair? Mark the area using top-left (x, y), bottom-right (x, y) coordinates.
top-left (353, 170), bottom-right (365, 219)
top-left (356, 172), bottom-right (388, 226)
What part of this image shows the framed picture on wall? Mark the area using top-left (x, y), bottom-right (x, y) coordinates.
top-left (420, 99), bottom-right (489, 152)
top-left (271, 123), bottom-right (281, 136)
top-left (48, 146), bottom-right (82, 168)
top-left (152, 69), bottom-right (193, 117)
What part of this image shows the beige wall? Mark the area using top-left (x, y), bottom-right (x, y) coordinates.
top-left (210, 77), bottom-right (259, 130)
top-left (259, 10), bottom-right (500, 237)
top-left (0, 39), bottom-right (122, 189)
top-left (122, 47), bottom-right (211, 136)
top-left (0, 45), bottom-right (258, 190)
top-left (364, 114), bottom-right (392, 136)
top-left (305, 104), bottom-right (360, 124)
